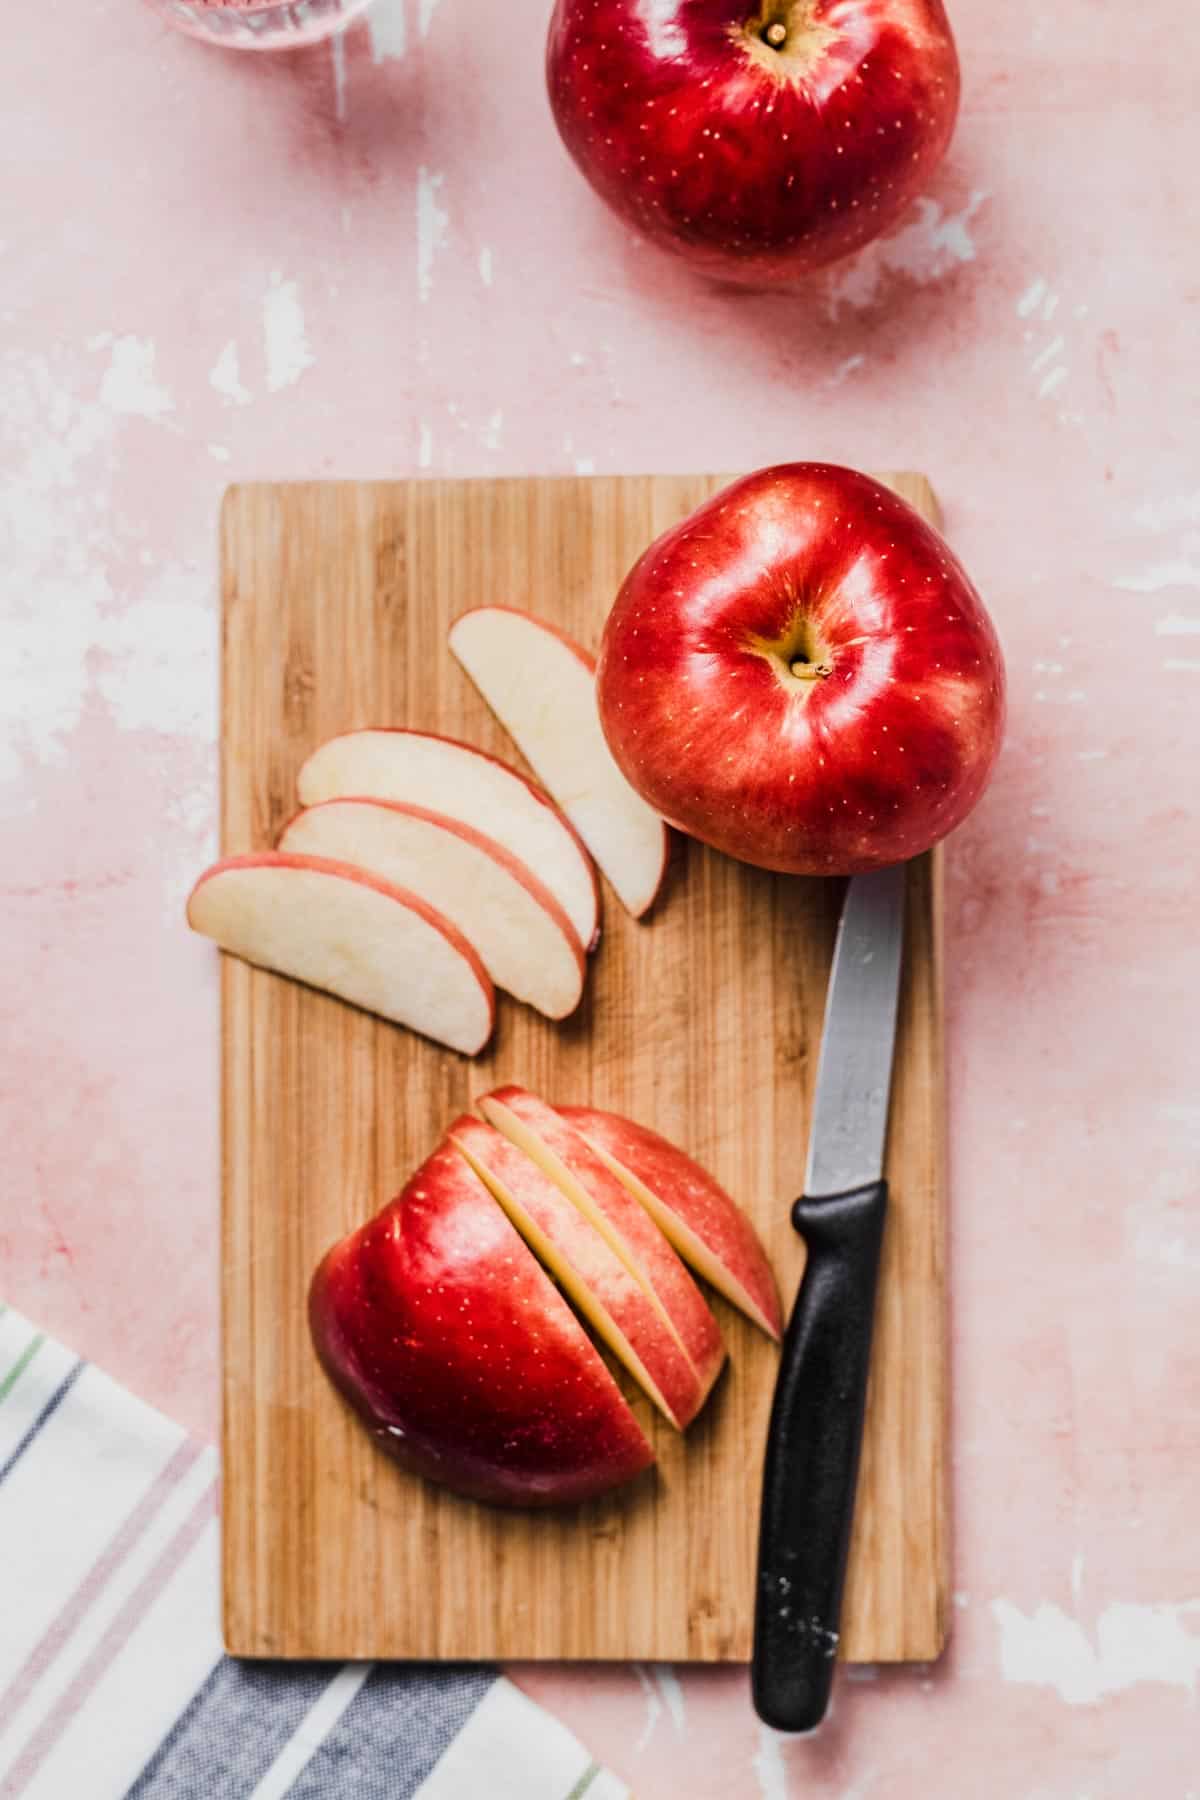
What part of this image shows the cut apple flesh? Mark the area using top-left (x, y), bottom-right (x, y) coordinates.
top-left (448, 607), bottom-right (670, 919)
top-left (476, 1086), bottom-right (724, 1405)
top-left (280, 799), bottom-right (586, 1021)
top-left (449, 1116), bottom-right (707, 1429)
top-left (561, 1105), bottom-right (783, 1339)
top-left (296, 728), bottom-right (600, 952)
top-left (186, 852), bottom-right (494, 1055)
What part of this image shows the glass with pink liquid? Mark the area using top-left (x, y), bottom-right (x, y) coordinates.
top-left (152, 0), bottom-right (373, 50)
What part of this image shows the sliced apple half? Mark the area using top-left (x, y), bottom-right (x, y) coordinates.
top-left (279, 800), bottom-right (585, 1021)
top-left (476, 1085), bottom-right (724, 1404)
top-left (186, 852), bottom-right (494, 1055)
top-left (448, 607), bottom-right (670, 919)
top-left (560, 1106), bottom-right (783, 1339)
top-left (449, 1115), bottom-right (706, 1430)
top-left (310, 1139), bottom-right (653, 1506)
top-left (296, 729), bottom-right (600, 952)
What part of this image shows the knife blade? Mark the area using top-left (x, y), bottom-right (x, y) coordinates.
top-left (751, 864), bottom-right (906, 1733)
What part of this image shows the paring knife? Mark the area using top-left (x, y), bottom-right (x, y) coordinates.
top-left (751, 863), bottom-right (906, 1733)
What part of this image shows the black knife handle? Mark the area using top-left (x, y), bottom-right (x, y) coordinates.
top-left (751, 1179), bottom-right (888, 1732)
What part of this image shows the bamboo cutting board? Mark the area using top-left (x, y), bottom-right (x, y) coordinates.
top-left (220, 473), bottom-right (948, 1664)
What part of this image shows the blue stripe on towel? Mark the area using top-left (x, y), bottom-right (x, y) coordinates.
top-left (284, 1664), bottom-right (494, 1800)
top-left (126, 1658), bottom-right (339, 1798)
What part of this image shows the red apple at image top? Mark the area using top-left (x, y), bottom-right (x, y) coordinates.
top-left (309, 1137), bottom-right (654, 1507)
top-left (546, 0), bottom-right (959, 286)
top-left (596, 464), bottom-right (1005, 874)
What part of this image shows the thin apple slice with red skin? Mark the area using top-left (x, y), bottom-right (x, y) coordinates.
top-left (476, 1085), bottom-right (725, 1407)
top-left (279, 800), bottom-right (585, 1021)
top-left (186, 852), bottom-right (494, 1055)
top-left (559, 1106), bottom-right (782, 1340)
top-left (448, 607), bottom-right (670, 919)
top-left (310, 1139), bottom-right (653, 1506)
top-left (449, 1115), bottom-right (705, 1430)
top-left (296, 729), bottom-right (600, 952)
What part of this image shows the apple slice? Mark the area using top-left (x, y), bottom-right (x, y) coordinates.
top-left (476, 1085), bottom-right (724, 1404)
top-left (279, 800), bottom-right (585, 1021)
top-left (449, 1115), bottom-right (706, 1430)
top-left (310, 1138), bottom-right (653, 1506)
top-left (448, 607), bottom-right (670, 918)
top-left (560, 1106), bottom-right (782, 1339)
top-left (186, 852), bottom-right (494, 1055)
top-left (296, 729), bottom-right (600, 952)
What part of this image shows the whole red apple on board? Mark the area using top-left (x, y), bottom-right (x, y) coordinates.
top-left (596, 464), bottom-right (1005, 875)
top-left (545, 0), bottom-right (960, 286)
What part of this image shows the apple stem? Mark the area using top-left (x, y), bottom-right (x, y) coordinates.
top-left (790, 659), bottom-right (831, 680)
top-left (763, 19), bottom-right (787, 46)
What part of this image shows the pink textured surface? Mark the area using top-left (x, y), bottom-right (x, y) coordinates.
top-left (2, 1), bottom-right (1196, 1792)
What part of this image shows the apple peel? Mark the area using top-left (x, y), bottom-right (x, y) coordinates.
top-left (560, 1105), bottom-right (783, 1339)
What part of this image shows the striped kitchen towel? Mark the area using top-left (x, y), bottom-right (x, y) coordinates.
top-left (0, 1307), bottom-right (629, 1800)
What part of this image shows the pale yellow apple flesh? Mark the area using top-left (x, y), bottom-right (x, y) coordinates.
top-left (449, 1116), bottom-right (706, 1428)
top-left (187, 852), bottom-right (494, 1055)
top-left (280, 799), bottom-right (586, 1021)
top-left (477, 1086), bottom-right (725, 1404)
top-left (448, 607), bottom-right (670, 918)
top-left (296, 728), bottom-right (600, 951)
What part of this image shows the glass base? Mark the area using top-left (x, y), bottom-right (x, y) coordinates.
top-left (151, 0), bottom-right (374, 50)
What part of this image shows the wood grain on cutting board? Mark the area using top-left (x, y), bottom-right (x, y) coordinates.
top-left (220, 473), bottom-right (948, 1664)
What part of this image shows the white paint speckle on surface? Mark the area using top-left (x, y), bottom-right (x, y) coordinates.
top-left (418, 421), bottom-right (433, 468)
top-left (574, 457), bottom-right (596, 475)
top-left (1164, 657), bottom-right (1200, 671)
top-left (993, 1599), bottom-right (1200, 1703)
top-left (1, 345), bottom-right (219, 800)
top-left (207, 444), bottom-right (230, 463)
top-left (1155, 612), bottom-right (1200, 634)
top-left (417, 168), bottom-right (450, 304)
top-left (1134, 1227), bottom-right (1200, 1273)
top-left (93, 564), bottom-right (216, 740)
top-left (478, 246), bottom-right (494, 287)
top-left (1160, 1103), bottom-right (1200, 1132)
top-left (631, 1665), bottom-right (661, 1753)
top-left (1115, 561), bottom-right (1200, 593)
top-left (1017, 276), bottom-right (1047, 318)
top-left (824, 191), bottom-right (988, 316)
top-left (99, 336), bottom-right (173, 419)
top-left (1038, 365), bottom-right (1068, 399)
top-left (1, 351), bottom-right (113, 790)
top-left (418, 0), bottom-right (443, 36)
top-left (481, 409), bottom-right (503, 451)
top-left (209, 341), bottom-right (250, 406)
top-left (651, 1665), bottom-right (686, 1735)
top-left (1031, 335), bottom-right (1066, 374)
top-left (262, 274), bottom-right (315, 393)
top-left (752, 1721), bottom-right (789, 1800)
top-left (1134, 492), bottom-right (1200, 531)
top-left (824, 352), bottom-right (866, 388)
top-left (368, 0), bottom-right (407, 61)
